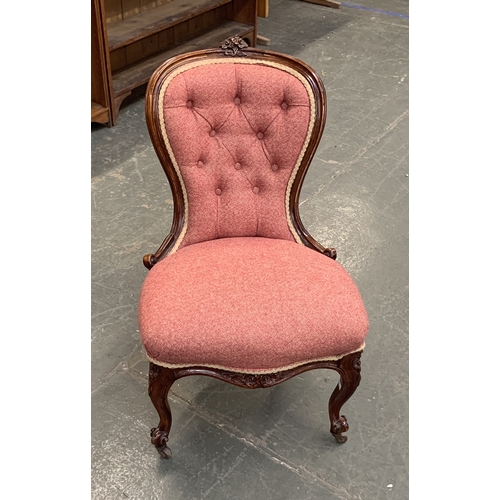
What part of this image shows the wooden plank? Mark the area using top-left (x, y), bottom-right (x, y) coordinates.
top-left (142, 33), bottom-right (161, 58)
top-left (92, 0), bottom-right (107, 105)
top-left (301, 0), bottom-right (341, 8)
top-left (92, 102), bottom-right (111, 124)
top-left (227, 0), bottom-right (257, 43)
top-left (125, 39), bottom-right (146, 65)
top-left (200, 9), bottom-right (216, 30)
top-left (197, 8), bottom-right (225, 32)
top-left (92, 0), bottom-right (115, 125)
top-left (140, 0), bottom-right (159, 13)
top-left (104, 0), bottom-right (123, 24)
top-left (214, 4), bottom-right (227, 24)
top-left (173, 19), bottom-right (191, 44)
top-left (112, 21), bottom-right (253, 95)
top-left (122, 33), bottom-right (161, 67)
top-left (257, 0), bottom-right (268, 18)
top-left (188, 14), bottom-right (204, 34)
top-left (158, 27), bottom-right (175, 50)
top-left (107, 0), bottom-right (232, 50)
top-left (122, 0), bottom-right (141, 19)
top-left (110, 47), bottom-right (128, 71)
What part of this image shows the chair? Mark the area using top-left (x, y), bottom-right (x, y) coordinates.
top-left (138, 37), bottom-right (369, 459)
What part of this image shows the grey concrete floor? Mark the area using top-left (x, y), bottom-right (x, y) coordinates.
top-left (91, 1), bottom-right (408, 498)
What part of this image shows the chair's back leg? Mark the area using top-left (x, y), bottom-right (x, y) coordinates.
top-left (328, 351), bottom-right (362, 443)
top-left (148, 362), bottom-right (175, 458)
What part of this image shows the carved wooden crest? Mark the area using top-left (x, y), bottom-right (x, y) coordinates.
top-left (220, 36), bottom-right (249, 57)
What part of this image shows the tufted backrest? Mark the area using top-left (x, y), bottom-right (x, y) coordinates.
top-left (145, 45), bottom-right (327, 261)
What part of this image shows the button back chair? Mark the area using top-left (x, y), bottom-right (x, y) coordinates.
top-left (138, 37), bottom-right (369, 459)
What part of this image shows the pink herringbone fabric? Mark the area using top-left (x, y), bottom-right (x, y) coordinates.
top-left (160, 62), bottom-right (312, 249)
top-left (138, 238), bottom-right (369, 373)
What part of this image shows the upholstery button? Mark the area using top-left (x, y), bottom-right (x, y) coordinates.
top-left (186, 100), bottom-right (193, 108)
top-left (271, 163), bottom-right (279, 171)
top-left (209, 130), bottom-right (216, 137)
top-left (234, 97), bottom-right (241, 105)
top-left (215, 188), bottom-right (222, 196)
top-left (234, 162), bottom-right (242, 170)
top-left (197, 160), bottom-right (204, 168)
top-left (281, 102), bottom-right (288, 110)
top-left (253, 186), bottom-right (260, 194)
top-left (257, 132), bottom-right (264, 139)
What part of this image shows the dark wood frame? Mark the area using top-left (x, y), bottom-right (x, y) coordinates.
top-left (149, 352), bottom-right (362, 458)
top-left (143, 38), bottom-right (362, 458)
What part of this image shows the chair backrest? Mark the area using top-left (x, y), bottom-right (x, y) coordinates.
top-left (144, 37), bottom-right (328, 267)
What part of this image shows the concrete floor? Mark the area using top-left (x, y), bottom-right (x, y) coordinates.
top-left (91, 1), bottom-right (408, 498)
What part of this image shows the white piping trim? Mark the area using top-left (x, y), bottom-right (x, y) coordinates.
top-left (145, 343), bottom-right (365, 374)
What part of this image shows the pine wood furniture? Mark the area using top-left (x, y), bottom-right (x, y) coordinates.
top-left (91, 0), bottom-right (258, 126)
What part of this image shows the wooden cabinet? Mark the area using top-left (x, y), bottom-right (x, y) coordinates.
top-left (92, 0), bottom-right (115, 125)
top-left (91, 0), bottom-right (258, 126)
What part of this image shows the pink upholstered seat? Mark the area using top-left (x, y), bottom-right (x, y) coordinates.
top-left (139, 237), bottom-right (368, 373)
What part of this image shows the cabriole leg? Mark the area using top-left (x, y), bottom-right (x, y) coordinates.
top-left (328, 351), bottom-right (362, 443)
top-left (148, 362), bottom-right (175, 458)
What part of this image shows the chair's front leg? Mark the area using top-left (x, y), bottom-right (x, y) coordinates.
top-left (148, 362), bottom-right (175, 458)
top-left (328, 351), bottom-right (362, 443)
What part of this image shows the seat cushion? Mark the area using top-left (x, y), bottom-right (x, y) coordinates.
top-left (138, 237), bottom-right (368, 373)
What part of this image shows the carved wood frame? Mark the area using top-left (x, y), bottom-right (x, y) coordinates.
top-left (149, 351), bottom-right (362, 458)
top-left (143, 37), bottom-right (361, 458)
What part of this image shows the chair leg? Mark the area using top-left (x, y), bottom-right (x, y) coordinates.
top-left (328, 351), bottom-right (362, 443)
top-left (148, 362), bottom-right (175, 458)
